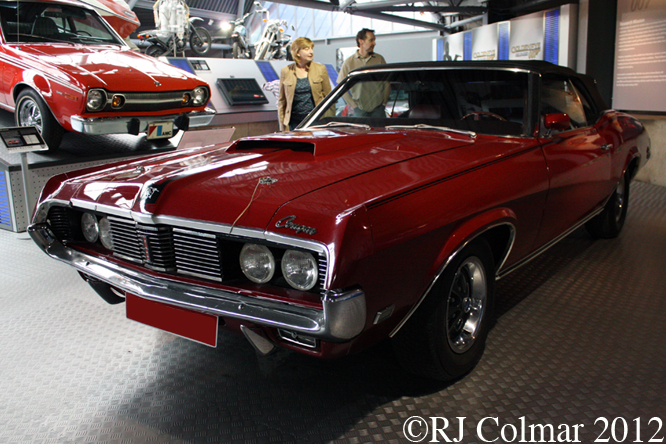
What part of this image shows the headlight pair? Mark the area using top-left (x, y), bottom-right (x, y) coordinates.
top-left (81, 212), bottom-right (114, 250)
top-left (239, 243), bottom-right (318, 291)
top-left (86, 87), bottom-right (208, 111)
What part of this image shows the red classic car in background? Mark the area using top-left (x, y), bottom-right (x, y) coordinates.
top-left (29, 61), bottom-right (650, 381)
top-left (0, 0), bottom-right (213, 150)
top-left (76, 0), bottom-right (139, 38)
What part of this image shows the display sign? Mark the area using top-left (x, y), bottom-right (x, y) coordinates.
top-left (216, 78), bottom-right (269, 106)
top-left (613, 0), bottom-right (666, 111)
top-left (0, 127), bottom-right (48, 153)
top-left (510, 12), bottom-right (544, 61)
top-left (471, 24), bottom-right (499, 60)
top-left (439, 32), bottom-right (464, 61)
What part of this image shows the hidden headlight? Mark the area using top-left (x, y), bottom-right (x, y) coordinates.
top-left (281, 250), bottom-right (318, 291)
top-left (86, 89), bottom-right (106, 112)
top-left (239, 243), bottom-right (275, 284)
top-left (191, 86), bottom-right (208, 106)
top-left (98, 217), bottom-right (113, 250)
top-left (81, 213), bottom-right (99, 243)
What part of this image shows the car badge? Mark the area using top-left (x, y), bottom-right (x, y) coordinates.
top-left (275, 215), bottom-right (317, 235)
top-left (259, 177), bottom-right (278, 185)
top-left (142, 185), bottom-right (160, 201)
top-left (154, 81), bottom-right (161, 87)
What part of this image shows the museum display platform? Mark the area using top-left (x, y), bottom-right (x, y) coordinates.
top-left (1, 180), bottom-right (665, 443)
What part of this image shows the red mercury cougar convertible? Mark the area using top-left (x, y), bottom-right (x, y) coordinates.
top-left (29, 61), bottom-right (650, 381)
top-left (0, 0), bottom-right (213, 150)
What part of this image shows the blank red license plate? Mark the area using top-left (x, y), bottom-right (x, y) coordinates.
top-left (126, 293), bottom-right (218, 347)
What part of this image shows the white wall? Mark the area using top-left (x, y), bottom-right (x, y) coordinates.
top-left (312, 30), bottom-right (440, 68)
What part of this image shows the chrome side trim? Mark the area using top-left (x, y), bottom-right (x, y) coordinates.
top-left (389, 222), bottom-right (516, 338)
top-left (28, 223), bottom-right (366, 342)
top-left (496, 206), bottom-right (604, 280)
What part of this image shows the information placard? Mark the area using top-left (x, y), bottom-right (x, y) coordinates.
top-left (0, 127), bottom-right (48, 153)
top-left (613, 0), bottom-right (666, 111)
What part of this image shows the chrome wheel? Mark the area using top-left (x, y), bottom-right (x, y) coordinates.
top-left (15, 89), bottom-right (64, 151)
top-left (17, 96), bottom-right (43, 133)
top-left (446, 256), bottom-right (487, 354)
top-left (613, 176), bottom-right (626, 223)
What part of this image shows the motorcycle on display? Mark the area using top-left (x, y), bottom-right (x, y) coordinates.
top-left (252, 5), bottom-right (293, 61)
top-left (138, 17), bottom-right (212, 57)
top-left (230, 11), bottom-right (253, 59)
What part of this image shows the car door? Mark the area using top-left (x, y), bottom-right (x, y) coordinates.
top-left (534, 74), bottom-right (611, 247)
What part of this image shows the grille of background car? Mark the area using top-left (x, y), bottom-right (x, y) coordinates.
top-left (101, 91), bottom-right (199, 112)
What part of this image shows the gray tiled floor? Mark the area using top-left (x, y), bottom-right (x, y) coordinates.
top-left (1, 181), bottom-right (665, 444)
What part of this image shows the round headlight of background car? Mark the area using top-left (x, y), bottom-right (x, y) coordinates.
top-left (240, 244), bottom-right (275, 284)
top-left (86, 89), bottom-right (106, 111)
top-left (281, 250), bottom-right (318, 291)
top-left (191, 87), bottom-right (208, 106)
top-left (98, 217), bottom-right (113, 250)
top-left (81, 213), bottom-right (99, 243)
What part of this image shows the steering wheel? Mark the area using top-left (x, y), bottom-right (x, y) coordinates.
top-left (461, 111), bottom-right (506, 121)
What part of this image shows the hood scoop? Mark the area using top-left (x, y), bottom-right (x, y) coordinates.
top-left (231, 140), bottom-right (316, 154)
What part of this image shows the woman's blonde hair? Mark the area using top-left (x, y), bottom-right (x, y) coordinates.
top-left (291, 37), bottom-right (314, 61)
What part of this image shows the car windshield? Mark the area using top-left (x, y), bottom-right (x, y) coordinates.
top-left (303, 68), bottom-right (529, 136)
top-left (0, 1), bottom-right (122, 45)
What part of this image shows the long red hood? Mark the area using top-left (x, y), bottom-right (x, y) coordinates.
top-left (13, 45), bottom-right (200, 91)
top-left (50, 128), bottom-right (481, 230)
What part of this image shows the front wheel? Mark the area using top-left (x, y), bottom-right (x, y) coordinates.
top-left (190, 27), bottom-right (212, 55)
top-left (392, 240), bottom-right (495, 381)
top-left (585, 174), bottom-right (630, 238)
top-left (15, 89), bottom-right (64, 151)
top-left (254, 40), bottom-right (269, 60)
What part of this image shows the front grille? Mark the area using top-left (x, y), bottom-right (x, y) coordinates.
top-left (47, 206), bottom-right (75, 241)
top-left (48, 208), bottom-right (326, 293)
top-left (108, 217), bottom-right (144, 263)
top-left (173, 228), bottom-right (223, 281)
top-left (103, 91), bottom-right (195, 112)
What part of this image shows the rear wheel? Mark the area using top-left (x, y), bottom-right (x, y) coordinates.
top-left (145, 44), bottom-right (166, 57)
top-left (190, 27), bottom-right (211, 55)
top-left (392, 240), bottom-right (495, 381)
top-left (15, 89), bottom-right (64, 151)
top-left (585, 174), bottom-right (630, 238)
top-left (232, 41), bottom-right (242, 58)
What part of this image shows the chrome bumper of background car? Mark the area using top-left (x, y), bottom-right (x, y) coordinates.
top-left (70, 107), bottom-right (216, 135)
top-left (28, 223), bottom-right (366, 342)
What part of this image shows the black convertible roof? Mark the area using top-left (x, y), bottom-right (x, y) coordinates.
top-left (352, 60), bottom-right (609, 110)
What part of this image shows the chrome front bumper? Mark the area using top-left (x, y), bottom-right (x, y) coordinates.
top-left (28, 223), bottom-right (366, 342)
top-left (70, 107), bottom-right (216, 135)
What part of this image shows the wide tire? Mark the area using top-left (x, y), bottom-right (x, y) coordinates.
top-left (392, 240), bottom-right (495, 381)
top-left (145, 44), bottom-right (166, 57)
top-left (232, 41), bottom-right (241, 58)
top-left (15, 89), bottom-right (64, 151)
top-left (190, 27), bottom-right (211, 56)
top-left (585, 174), bottom-right (629, 239)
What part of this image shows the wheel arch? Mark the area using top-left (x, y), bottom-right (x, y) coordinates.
top-left (13, 82), bottom-right (61, 124)
top-left (389, 208), bottom-right (516, 338)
